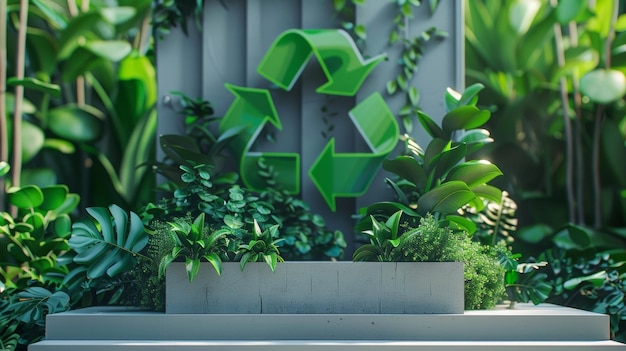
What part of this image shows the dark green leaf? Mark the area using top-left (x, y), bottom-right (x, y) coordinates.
top-left (417, 181), bottom-right (476, 215)
top-left (442, 106), bottom-right (491, 133)
top-left (48, 104), bottom-right (104, 142)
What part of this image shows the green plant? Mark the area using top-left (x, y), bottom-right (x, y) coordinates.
top-left (354, 212), bottom-right (506, 310)
top-left (0, 183), bottom-right (79, 289)
top-left (63, 204), bottom-right (149, 304)
top-left (158, 212), bottom-right (228, 282)
top-left (2, 1), bottom-right (156, 212)
top-left (353, 210), bottom-right (405, 262)
top-left (0, 286), bottom-right (70, 350)
top-left (359, 84), bottom-right (501, 234)
top-left (256, 160), bottom-right (346, 261)
top-left (238, 220), bottom-right (283, 272)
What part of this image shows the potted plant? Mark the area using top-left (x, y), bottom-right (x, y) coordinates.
top-left (162, 84), bottom-right (508, 314)
top-left (352, 83), bottom-right (509, 310)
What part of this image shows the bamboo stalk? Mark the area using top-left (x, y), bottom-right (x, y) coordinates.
top-left (0, 0), bottom-right (7, 211)
top-left (568, 21), bottom-right (585, 225)
top-left (11, 0), bottom-right (28, 191)
top-left (551, 0), bottom-right (576, 223)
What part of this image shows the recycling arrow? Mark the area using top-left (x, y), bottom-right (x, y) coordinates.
top-left (219, 84), bottom-right (300, 193)
top-left (257, 29), bottom-right (386, 96)
top-left (309, 93), bottom-right (399, 211)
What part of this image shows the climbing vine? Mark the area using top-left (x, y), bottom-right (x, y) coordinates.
top-left (332, 0), bottom-right (446, 133)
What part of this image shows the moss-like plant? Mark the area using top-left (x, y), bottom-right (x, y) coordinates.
top-left (390, 214), bottom-right (506, 310)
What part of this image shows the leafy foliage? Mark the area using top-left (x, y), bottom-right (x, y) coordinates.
top-left (158, 213), bottom-right (228, 282)
top-left (256, 159), bottom-right (346, 261)
top-left (355, 212), bottom-right (506, 310)
top-left (68, 205), bottom-right (148, 280)
top-left (538, 248), bottom-right (626, 342)
top-left (0, 184), bottom-right (79, 288)
top-left (0, 286), bottom-right (70, 350)
top-left (359, 84), bottom-right (501, 235)
top-left (3, 1), bottom-right (156, 212)
top-left (238, 221), bottom-right (284, 272)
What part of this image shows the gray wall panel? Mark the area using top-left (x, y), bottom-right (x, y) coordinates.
top-left (157, 0), bottom-right (463, 254)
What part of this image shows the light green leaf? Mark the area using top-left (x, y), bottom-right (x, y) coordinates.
top-left (7, 185), bottom-right (44, 209)
top-left (580, 69), bottom-right (626, 104)
top-left (48, 104), bottom-right (104, 142)
top-left (7, 77), bottom-right (60, 98)
top-left (84, 40), bottom-right (132, 62)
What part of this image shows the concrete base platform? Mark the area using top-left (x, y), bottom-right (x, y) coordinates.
top-left (29, 304), bottom-right (626, 350)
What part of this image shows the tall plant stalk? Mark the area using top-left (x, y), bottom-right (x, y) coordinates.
top-left (551, 0), bottom-right (577, 224)
top-left (11, 0), bottom-right (28, 200)
top-left (568, 21), bottom-right (585, 225)
top-left (0, 0), bottom-right (8, 211)
top-left (592, 0), bottom-right (619, 228)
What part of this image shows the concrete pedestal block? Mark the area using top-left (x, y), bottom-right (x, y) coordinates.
top-left (166, 261), bottom-right (464, 314)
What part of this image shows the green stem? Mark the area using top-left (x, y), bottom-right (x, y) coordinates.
top-left (591, 0), bottom-right (619, 228)
top-left (85, 72), bottom-right (128, 147)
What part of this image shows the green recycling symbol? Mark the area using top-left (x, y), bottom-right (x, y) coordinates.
top-left (220, 29), bottom-right (399, 211)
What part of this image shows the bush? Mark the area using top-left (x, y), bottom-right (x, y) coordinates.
top-left (392, 215), bottom-right (506, 310)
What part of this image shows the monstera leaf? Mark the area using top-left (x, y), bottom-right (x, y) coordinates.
top-left (69, 204), bottom-right (148, 279)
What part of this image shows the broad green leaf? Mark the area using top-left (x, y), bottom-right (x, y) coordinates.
top-left (40, 185), bottom-right (70, 211)
top-left (555, 0), bottom-right (587, 24)
top-left (567, 224), bottom-right (593, 248)
top-left (57, 12), bottom-right (103, 59)
top-left (118, 51), bottom-right (157, 110)
top-left (510, 0), bottom-right (541, 34)
top-left (447, 160), bottom-right (502, 187)
top-left (382, 156), bottom-right (427, 189)
top-left (100, 7), bottom-right (136, 25)
top-left (456, 129), bottom-right (493, 144)
top-left (69, 205), bottom-right (147, 278)
top-left (52, 214), bottom-right (72, 238)
top-left (417, 181), bottom-right (476, 215)
top-left (580, 69), bottom-right (626, 104)
top-left (563, 271), bottom-right (607, 290)
top-left (7, 77), bottom-right (60, 98)
top-left (442, 106), bottom-right (491, 133)
top-left (186, 258), bottom-right (200, 282)
top-left (21, 121), bottom-right (45, 163)
top-left (458, 83), bottom-right (485, 107)
top-left (23, 212), bottom-right (45, 240)
top-left (84, 40), bottom-right (131, 62)
top-left (31, 0), bottom-right (69, 29)
top-left (423, 138), bottom-right (448, 171)
top-left (444, 87), bottom-right (461, 112)
top-left (417, 111), bottom-right (446, 139)
top-left (48, 104), bottom-right (103, 142)
top-left (431, 143), bottom-right (467, 180)
top-left (471, 184), bottom-right (503, 204)
top-left (7, 185), bottom-right (44, 209)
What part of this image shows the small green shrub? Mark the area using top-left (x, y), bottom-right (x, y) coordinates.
top-left (390, 214), bottom-right (506, 310)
